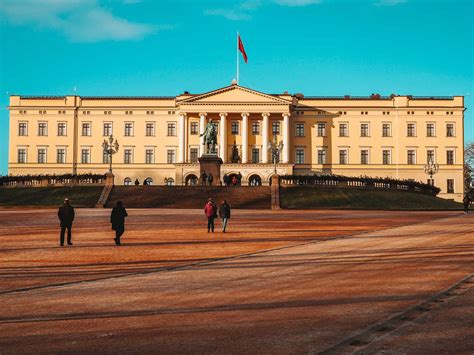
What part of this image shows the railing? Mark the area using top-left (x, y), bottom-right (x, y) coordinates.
top-left (0, 174), bottom-right (106, 187)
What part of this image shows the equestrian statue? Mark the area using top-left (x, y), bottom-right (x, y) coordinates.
top-left (200, 119), bottom-right (218, 154)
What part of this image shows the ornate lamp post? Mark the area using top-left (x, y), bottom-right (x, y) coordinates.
top-left (424, 158), bottom-right (439, 185)
top-left (102, 135), bottom-right (119, 174)
top-left (268, 135), bottom-right (284, 175)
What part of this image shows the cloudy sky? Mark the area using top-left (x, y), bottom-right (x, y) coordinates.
top-left (0, 0), bottom-right (472, 174)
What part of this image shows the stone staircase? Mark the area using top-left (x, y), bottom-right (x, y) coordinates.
top-left (95, 184), bottom-right (114, 208)
top-left (105, 186), bottom-right (271, 209)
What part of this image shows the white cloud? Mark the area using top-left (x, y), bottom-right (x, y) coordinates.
top-left (374, 0), bottom-right (407, 6)
top-left (0, 0), bottom-right (160, 42)
top-left (273, 0), bottom-right (321, 6)
top-left (204, 9), bottom-right (251, 21)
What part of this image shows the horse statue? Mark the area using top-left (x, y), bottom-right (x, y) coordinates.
top-left (200, 119), bottom-right (217, 154)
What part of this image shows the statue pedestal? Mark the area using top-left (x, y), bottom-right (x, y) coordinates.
top-left (198, 155), bottom-right (223, 186)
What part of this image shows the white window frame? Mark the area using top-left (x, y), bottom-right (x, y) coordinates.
top-left (56, 147), bottom-right (67, 164)
top-left (145, 122), bottom-right (155, 137)
top-left (382, 122), bottom-right (391, 137)
top-left (57, 122), bottom-right (67, 136)
top-left (360, 122), bottom-right (370, 137)
top-left (37, 147), bottom-right (47, 164)
top-left (339, 149), bottom-right (348, 165)
top-left (124, 122), bottom-right (134, 137)
top-left (82, 122), bottom-right (91, 136)
top-left (426, 122), bottom-right (436, 137)
top-left (103, 122), bottom-right (113, 136)
top-left (124, 148), bottom-right (134, 164)
top-left (382, 149), bottom-right (392, 165)
top-left (17, 147), bottom-right (28, 163)
top-left (18, 121), bottom-right (28, 136)
top-left (295, 148), bottom-right (305, 165)
top-left (38, 122), bottom-right (48, 136)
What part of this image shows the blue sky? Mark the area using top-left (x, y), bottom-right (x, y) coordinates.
top-left (0, 0), bottom-right (472, 175)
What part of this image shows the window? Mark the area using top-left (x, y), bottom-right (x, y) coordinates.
top-left (103, 150), bottom-right (110, 164)
top-left (18, 122), bottom-right (27, 136)
top-left (407, 123), bottom-right (416, 137)
top-left (167, 149), bottom-right (176, 164)
top-left (82, 123), bottom-right (91, 136)
top-left (317, 123), bottom-right (326, 137)
top-left (190, 148), bottom-right (199, 163)
top-left (317, 149), bottom-right (326, 164)
top-left (426, 123), bottom-right (435, 137)
top-left (57, 122), bottom-right (67, 136)
top-left (124, 177), bottom-right (132, 186)
top-left (124, 149), bottom-right (133, 164)
top-left (382, 150), bottom-right (391, 165)
top-left (38, 122), bottom-right (47, 136)
top-left (252, 122), bottom-right (260, 135)
top-left (144, 177), bottom-right (153, 185)
top-left (339, 123), bottom-right (348, 137)
top-left (447, 179), bottom-right (454, 193)
top-left (56, 148), bottom-right (66, 163)
top-left (146, 122), bottom-right (155, 136)
top-left (190, 122), bottom-right (199, 135)
top-left (407, 150), bottom-right (416, 165)
top-left (360, 123), bottom-right (369, 137)
top-left (296, 149), bottom-right (305, 164)
top-left (361, 150), bottom-right (369, 165)
top-left (382, 123), bottom-right (391, 137)
top-left (295, 123), bottom-right (304, 137)
top-left (145, 149), bottom-right (154, 164)
top-left (446, 150), bottom-right (454, 165)
top-left (446, 123), bottom-right (455, 137)
top-left (104, 111), bottom-right (111, 115)
top-left (124, 122), bottom-right (133, 137)
top-left (252, 148), bottom-right (260, 163)
top-left (272, 122), bottom-right (280, 135)
top-left (339, 150), bottom-right (348, 164)
top-left (103, 122), bottom-right (112, 136)
top-left (231, 122), bottom-right (239, 135)
top-left (81, 149), bottom-right (90, 164)
top-left (427, 150), bottom-right (435, 163)
top-left (167, 122), bottom-right (176, 136)
top-left (37, 148), bottom-right (46, 163)
top-left (18, 148), bottom-right (27, 163)
top-left (146, 111), bottom-right (154, 115)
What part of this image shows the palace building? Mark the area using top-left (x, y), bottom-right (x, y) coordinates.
top-left (8, 83), bottom-right (465, 201)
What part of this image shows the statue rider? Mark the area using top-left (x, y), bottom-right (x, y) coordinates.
top-left (200, 119), bottom-right (217, 154)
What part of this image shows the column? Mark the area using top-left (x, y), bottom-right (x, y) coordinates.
top-left (178, 113), bottom-right (187, 163)
top-left (219, 113), bottom-right (227, 162)
top-left (241, 113), bottom-right (249, 163)
top-left (261, 113), bottom-right (270, 163)
top-left (199, 113), bottom-right (207, 155)
top-left (282, 113), bottom-right (290, 163)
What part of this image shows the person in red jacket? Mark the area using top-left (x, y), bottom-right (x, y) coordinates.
top-left (204, 198), bottom-right (217, 233)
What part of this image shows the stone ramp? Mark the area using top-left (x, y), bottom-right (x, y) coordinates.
top-left (106, 186), bottom-right (271, 209)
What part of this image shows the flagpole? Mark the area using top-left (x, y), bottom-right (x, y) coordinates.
top-left (236, 31), bottom-right (239, 85)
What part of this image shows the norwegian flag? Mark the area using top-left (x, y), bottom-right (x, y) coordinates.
top-left (238, 34), bottom-right (248, 63)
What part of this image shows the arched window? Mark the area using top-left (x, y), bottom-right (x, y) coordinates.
top-left (165, 177), bottom-right (174, 186)
top-left (144, 177), bottom-right (153, 186)
top-left (185, 174), bottom-right (198, 186)
top-left (248, 174), bottom-right (262, 186)
top-left (124, 177), bottom-right (132, 186)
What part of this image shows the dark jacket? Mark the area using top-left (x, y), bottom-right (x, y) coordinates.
top-left (219, 203), bottom-right (231, 219)
top-left (111, 206), bottom-right (128, 231)
top-left (58, 204), bottom-right (75, 225)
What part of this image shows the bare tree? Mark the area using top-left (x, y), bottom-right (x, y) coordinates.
top-left (465, 142), bottom-right (474, 191)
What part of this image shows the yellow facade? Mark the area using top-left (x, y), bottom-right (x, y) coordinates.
top-left (8, 84), bottom-right (465, 201)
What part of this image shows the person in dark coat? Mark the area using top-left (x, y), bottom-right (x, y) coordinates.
top-left (58, 198), bottom-right (75, 246)
top-left (110, 200), bottom-right (128, 245)
top-left (134, 178), bottom-right (140, 186)
top-left (201, 171), bottom-right (208, 186)
top-left (237, 172), bottom-right (242, 186)
top-left (223, 173), bottom-right (229, 186)
top-left (204, 198), bottom-right (217, 233)
top-left (463, 194), bottom-right (471, 214)
top-left (208, 173), bottom-right (214, 186)
top-left (218, 200), bottom-right (231, 233)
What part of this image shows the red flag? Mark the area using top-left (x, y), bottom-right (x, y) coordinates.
top-left (238, 35), bottom-right (248, 63)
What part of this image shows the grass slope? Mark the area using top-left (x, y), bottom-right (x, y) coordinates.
top-left (0, 186), bottom-right (103, 207)
top-left (280, 186), bottom-right (463, 210)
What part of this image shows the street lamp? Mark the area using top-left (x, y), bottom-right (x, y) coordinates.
top-left (268, 135), bottom-right (284, 175)
top-left (102, 135), bottom-right (119, 174)
top-left (424, 158), bottom-right (439, 185)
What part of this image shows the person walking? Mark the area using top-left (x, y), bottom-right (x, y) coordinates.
top-left (201, 171), bottom-right (208, 186)
top-left (223, 173), bottom-right (229, 186)
top-left (204, 198), bottom-right (217, 233)
top-left (463, 194), bottom-right (471, 214)
top-left (219, 200), bottom-right (231, 233)
top-left (208, 173), bottom-right (214, 186)
top-left (110, 200), bottom-right (128, 245)
top-left (58, 198), bottom-right (75, 246)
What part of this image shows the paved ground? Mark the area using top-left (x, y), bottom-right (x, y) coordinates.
top-left (0, 208), bottom-right (472, 353)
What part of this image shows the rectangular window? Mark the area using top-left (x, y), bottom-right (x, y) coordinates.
top-left (37, 148), bottom-right (46, 163)
top-left (295, 123), bottom-right (304, 137)
top-left (447, 179), bottom-right (454, 193)
top-left (124, 149), bottom-right (133, 164)
top-left (56, 148), bottom-right (66, 163)
top-left (145, 122), bottom-right (155, 136)
top-left (103, 122), bottom-right (112, 136)
top-left (145, 149), bottom-right (154, 164)
top-left (190, 122), bottom-right (199, 135)
top-left (426, 123), bottom-right (435, 137)
top-left (360, 123), bottom-right (370, 137)
top-left (82, 123), bottom-right (91, 136)
top-left (81, 149), bottom-right (90, 164)
top-left (382, 123), bottom-right (391, 137)
top-left (18, 122), bottom-right (28, 136)
top-left (407, 150), bottom-right (416, 164)
top-left (167, 123), bottom-right (176, 136)
top-left (361, 150), bottom-right (369, 165)
top-left (427, 150), bottom-right (435, 163)
top-left (17, 148), bottom-right (27, 163)
top-left (317, 149), bottom-right (326, 164)
top-left (296, 149), bottom-right (305, 164)
top-left (252, 148), bottom-right (260, 163)
top-left (190, 148), bottom-right (198, 163)
top-left (446, 123), bottom-right (455, 137)
top-left (231, 122), bottom-right (239, 135)
top-left (339, 150), bottom-right (348, 164)
top-left (382, 150), bottom-right (391, 165)
top-left (38, 122), bottom-right (47, 136)
top-left (252, 122), bottom-right (260, 135)
top-left (317, 123), bottom-right (326, 137)
top-left (57, 122), bottom-right (66, 136)
top-left (407, 123), bottom-right (416, 137)
top-left (272, 122), bottom-right (280, 135)
top-left (103, 150), bottom-right (110, 164)
top-left (339, 123), bottom-right (348, 137)
top-left (124, 122), bottom-right (133, 137)
top-left (446, 150), bottom-right (454, 165)
top-left (167, 149), bottom-right (176, 164)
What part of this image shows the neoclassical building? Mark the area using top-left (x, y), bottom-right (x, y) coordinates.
top-left (8, 83), bottom-right (465, 201)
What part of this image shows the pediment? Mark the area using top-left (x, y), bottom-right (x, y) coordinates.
top-left (178, 85), bottom-right (291, 105)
